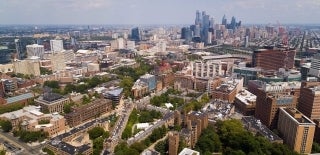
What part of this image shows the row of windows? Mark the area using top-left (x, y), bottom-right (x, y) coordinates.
top-left (300, 127), bottom-right (309, 153)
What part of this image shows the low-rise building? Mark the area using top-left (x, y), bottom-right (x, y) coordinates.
top-left (103, 87), bottom-right (123, 104)
top-left (132, 80), bottom-right (148, 99)
top-left (234, 89), bottom-right (256, 115)
top-left (211, 77), bottom-right (243, 103)
top-left (242, 116), bottom-right (283, 143)
top-left (0, 105), bottom-right (66, 137)
top-left (45, 117), bottom-right (109, 155)
top-left (35, 91), bottom-right (70, 113)
top-left (64, 99), bottom-right (112, 127)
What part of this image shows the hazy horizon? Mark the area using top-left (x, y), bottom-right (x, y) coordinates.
top-left (1, 0), bottom-right (320, 25)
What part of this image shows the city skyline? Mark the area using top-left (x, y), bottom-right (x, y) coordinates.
top-left (1, 0), bottom-right (320, 25)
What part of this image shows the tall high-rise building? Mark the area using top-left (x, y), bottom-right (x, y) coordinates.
top-left (230, 16), bottom-right (236, 30)
top-left (252, 47), bottom-right (296, 71)
top-left (131, 27), bottom-right (141, 41)
top-left (13, 59), bottom-right (40, 76)
top-left (50, 40), bottom-right (64, 53)
top-left (195, 10), bottom-right (201, 25)
top-left (308, 54), bottom-right (320, 78)
top-left (181, 27), bottom-right (192, 42)
top-left (169, 131), bottom-right (179, 155)
top-left (15, 39), bottom-right (26, 60)
top-left (297, 82), bottom-right (320, 120)
top-left (50, 53), bottom-right (66, 72)
top-left (26, 44), bottom-right (44, 59)
top-left (0, 49), bottom-right (14, 64)
top-left (278, 107), bottom-right (315, 154)
top-left (222, 14), bottom-right (227, 26)
top-left (248, 80), bottom-right (300, 129)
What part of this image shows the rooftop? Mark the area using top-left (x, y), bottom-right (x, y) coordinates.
top-left (140, 73), bottom-right (155, 79)
top-left (132, 80), bottom-right (148, 89)
top-left (48, 117), bottom-right (109, 154)
top-left (242, 116), bottom-right (282, 142)
top-left (281, 108), bottom-right (316, 125)
top-left (236, 89), bottom-right (256, 105)
top-left (6, 92), bottom-right (34, 104)
top-left (105, 87), bottom-right (123, 96)
top-left (178, 148), bottom-right (200, 155)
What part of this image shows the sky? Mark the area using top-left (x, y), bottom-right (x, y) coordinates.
top-left (1, 0), bottom-right (320, 25)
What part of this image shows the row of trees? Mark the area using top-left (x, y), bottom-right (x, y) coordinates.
top-left (87, 126), bottom-right (110, 155)
top-left (0, 103), bottom-right (24, 115)
top-left (0, 120), bottom-right (12, 132)
top-left (122, 108), bottom-right (139, 139)
top-left (13, 130), bottom-right (48, 143)
top-left (138, 109), bottom-right (162, 123)
top-left (43, 76), bottom-right (113, 95)
top-left (183, 93), bottom-right (209, 113)
top-left (195, 119), bottom-right (299, 155)
top-left (115, 126), bottom-right (167, 155)
top-left (150, 90), bottom-right (184, 108)
top-left (122, 109), bottom-right (163, 139)
top-left (112, 58), bottom-right (153, 97)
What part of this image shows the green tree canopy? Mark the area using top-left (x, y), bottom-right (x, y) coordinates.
top-left (88, 127), bottom-right (105, 140)
top-left (43, 81), bottom-right (59, 89)
top-left (0, 120), bottom-right (12, 132)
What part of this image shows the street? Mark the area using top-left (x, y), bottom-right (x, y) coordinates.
top-left (0, 132), bottom-right (44, 155)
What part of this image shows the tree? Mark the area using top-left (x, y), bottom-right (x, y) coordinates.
top-left (40, 67), bottom-right (52, 75)
top-left (194, 120), bottom-right (299, 155)
top-left (0, 103), bottom-right (24, 114)
top-left (154, 139), bottom-right (168, 155)
top-left (82, 95), bottom-right (91, 104)
top-left (0, 120), bottom-right (12, 132)
top-left (18, 130), bottom-right (48, 142)
top-left (64, 84), bottom-right (76, 94)
top-left (63, 103), bottom-right (72, 114)
top-left (93, 137), bottom-right (104, 155)
top-left (114, 142), bottom-right (139, 155)
top-left (195, 125), bottom-right (222, 154)
top-left (42, 147), bottom-right (54, 155)
top-left (43, 81), bottom-right (59, 89)
top-left (120, 76), bottom-right (134, 98)
top-left (0, 150), bottom-right (5, 155)
top-left (130, 142), bottom-right (147, 153)
top-left (312, 142), bottom-right (320, 153)
top-left (88, 127), bottom-right (105, 140)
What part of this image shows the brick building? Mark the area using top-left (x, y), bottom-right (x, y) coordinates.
top-left (252, 47), bottom-right (295, 71)
top-left (64, 99), bottom-right (112, 127)
top-left (278, 108), bottom-right (315, 154)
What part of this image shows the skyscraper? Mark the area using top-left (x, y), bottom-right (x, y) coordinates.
top-left (195, 10), bottom-right (201, 25)
top-left (230, 16), bottom-right (236, 30)
top-left (26, 44), bottom-right (44, 59)
top-left (50, 40), bottom-right (64, 53)
top-left (131, 27), bottom-right (141, 41)
top-left (222, 14), bottom-right (227, 26)
top-left (15, 39), bottom-right (26, 60)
